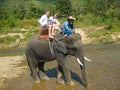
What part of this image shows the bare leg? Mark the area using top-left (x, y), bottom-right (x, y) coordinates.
top-left (48, 25), bottom-right (54, 38)
top-left (51, 24), bottom-right (55, 36)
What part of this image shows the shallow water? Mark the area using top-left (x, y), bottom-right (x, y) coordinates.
top-left (1, 43), bottom-right (120, 90)
top-left (0, 48), bottom-right (24, 56)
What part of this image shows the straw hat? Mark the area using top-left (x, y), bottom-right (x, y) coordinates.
top-left (68, 16), bottom-right (76, 20)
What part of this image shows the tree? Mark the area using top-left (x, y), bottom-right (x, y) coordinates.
top-left (25, 3), bottom-right (43, 19)
top-left (55, 0), bottom-right (73, 17)
top-left (12, 3), bottom-right (25, 20)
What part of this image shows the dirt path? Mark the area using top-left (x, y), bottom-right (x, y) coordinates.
top-left (75, 28), bottom-right (91, 44)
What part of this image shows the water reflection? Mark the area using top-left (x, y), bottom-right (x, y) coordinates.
top-left (2, 43), bottom-right (120, 90)
top-left (32, 81), bottom-right (74, 90)
top-left (32, 81), bottom-right (46, 90)
top-left (56, 84), bottom-right (73, 90)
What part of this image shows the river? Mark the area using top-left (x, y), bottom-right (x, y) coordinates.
top-left (0, 43), bottom-right (120, 90)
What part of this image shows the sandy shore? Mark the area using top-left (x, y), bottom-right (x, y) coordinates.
top-left (0, 55), bottom-right (28, 89)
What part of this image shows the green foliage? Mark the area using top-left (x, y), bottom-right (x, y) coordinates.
top-left (100, 35), bottom-right (113, 44)
top-left (12, 3), bottom-right (25, 19)
top-left (0, 0), bottom-right (49, 20)
top-left (0, 20), bottom-right (7, 29)
top-left (25, 2), bottom-right (43, 19)
top-left (7, 16), bottom-right (17, 28)
top-left (0, 0), bottom-right (120, 26)
top-left (86, 24), bottom-right (120, 44)
top-left (87, 30), bottom-right (113, 44)
top-left (0, 35), bottom-right (19, 44)
top-left (55, 0), bottom-right (73, 16)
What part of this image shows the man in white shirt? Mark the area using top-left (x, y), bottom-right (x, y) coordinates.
top-left (39, 10), bottom-right (55, 38)
top-left (39, 10), bottom-right (50, 28)
top-left (39, 10), bottom-right (52, 38)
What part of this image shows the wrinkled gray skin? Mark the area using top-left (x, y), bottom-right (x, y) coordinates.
top-left (25, 33), bottom-right (87, 87)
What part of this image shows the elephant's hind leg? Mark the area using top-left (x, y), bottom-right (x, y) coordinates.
top-left (25, 47), bottom-right (40, 82)
top-left (38, 62), bottom-right (49, 80)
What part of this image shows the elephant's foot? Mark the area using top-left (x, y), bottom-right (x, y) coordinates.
top-left (66, 81), bottom-right (75, 86)
top-left (57, 71), bottom-right (64, 84)
top-left (33, 77), bottom-right (40, 83)
top-left (57, 79), bottom-right (65, 84)
top-left (82, 80), bottom-right (87, 88)
top-left (40, 75), bottom-right (49, 80)
top-left (40, 71), bottom-right (50, 80)
top-left (35, 80), bottom-right (40, 83)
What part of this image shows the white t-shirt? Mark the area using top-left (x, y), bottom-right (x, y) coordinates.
top-left (39, 15), bottom-right (48, 26)
top-left (49, 16), bottom-right (60, 25)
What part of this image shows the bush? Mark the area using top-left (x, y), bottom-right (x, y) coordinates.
top-left (99, 35), bottom-right (113, 44)
top-left (7, 16), bottom-right (17, 28)
top-left (0, 36), bottom-right (16, 44)
top-left (0, 20), bottom-right (7, 29)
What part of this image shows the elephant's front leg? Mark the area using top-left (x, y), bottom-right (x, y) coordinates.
top-left (56, 54), bottom-right (75, 86)
top-left (57, 65), bottom-right (65, 84)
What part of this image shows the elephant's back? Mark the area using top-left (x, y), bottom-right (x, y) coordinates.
top-left (27, 34), bottom-right (48, 44)
top-left (26, 34), bottom-right (54, 60)
top-left (26, 34), bottom-right (48, 47)
top-left (29, 34), bottom-right (40, 42)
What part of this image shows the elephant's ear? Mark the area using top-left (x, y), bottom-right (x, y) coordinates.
top-left (55, 40), bottom-right (67, 54)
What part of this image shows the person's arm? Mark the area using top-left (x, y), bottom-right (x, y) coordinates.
top-left (39, 15), bottom-right (47, 26)
top-left (71, 25), bottom-right (75, 33)
top-left (54, 19), bottom-right (60, 25)
top-left (39, 16), bottom-right (43, 25)
top-left (64, 21), bottom-right (72, 31)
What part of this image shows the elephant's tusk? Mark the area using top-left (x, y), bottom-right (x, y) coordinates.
top-left (84, 57), bottom-right (92, 62)
top-left (77, 58), bottom-right (83, 66)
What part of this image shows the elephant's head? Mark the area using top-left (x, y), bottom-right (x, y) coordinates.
top-left (55, 33), bottom-right (87, 86)
top-left (65, 33), bottom-right (87, 86)
top-left (56, 33), bottom-right (84, 60)
top-left (65, 33), bottom-right (83, 56)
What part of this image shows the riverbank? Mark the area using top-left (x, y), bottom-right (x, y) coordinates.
top-left (0, 26), bottom-right (120, 50)
top-left (0, 56), bottom-right (28, 90)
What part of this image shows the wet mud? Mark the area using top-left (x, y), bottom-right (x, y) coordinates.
top-left (1, 43), bottom-right (120, 90)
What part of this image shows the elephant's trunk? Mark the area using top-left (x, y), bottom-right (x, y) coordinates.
top-left (76, 55), bottom-right (87, 87)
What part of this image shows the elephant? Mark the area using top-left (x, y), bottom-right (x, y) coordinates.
top-left (25, 33), bottom-right (87, 86)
